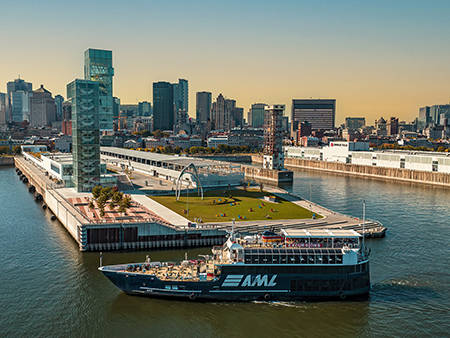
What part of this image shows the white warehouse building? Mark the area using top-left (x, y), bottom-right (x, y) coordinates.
top-left (285, 142), bottom-right (450, 174)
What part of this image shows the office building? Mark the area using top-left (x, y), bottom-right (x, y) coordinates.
top-left (173, 79), bottom-right (188, 115)
top-left (211, 94), bottom-right (234, 130)
top-left (291, 99), bottom-right (336, 131)
top-left (387, 117), bottom-right (399, 136)
top-left (231, 106), bottom-right (244, 128)
top-left (7, 78), bottom-right (33, 123)
top-left (375, 117), bottom-right (387, 136)
top-left (153, 81), bottom-right (174, 131)
top-left (430, 104), bottom-right (450, 125)
top-left (196, 91), bottom-right (211, 123)
top-left (67, 79), bottom-right (100, 192)
top-left (138, 101), bottom-right (151, 116)
top-left (84, 48), bottom-right (114, 131)
top-left (55, 95), bottom-right (64, 121)
top-left (248, 103), bottom-right (266, 128)
top-left (0, 93), bottom-right (6, 125)
top-left (418, 106), bottom-right (431, 129)
top-left (345, 117), bottom-right (365, 130)
top-left (29, 85), bottom-right (56, 127)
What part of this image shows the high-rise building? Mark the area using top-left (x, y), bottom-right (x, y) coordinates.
top-left (345, 117), bottom-right (365, 130)
top-left (387, 117), bottom-right (399, 136)
top-left (173, 79), bottom-right (188, 114)
top-left (30, 85), bottom-right (56, 127)
top-left (84, 48), bottom-right (114, 131)
top-left (231, 107), bottom-right (244, 128)
top-left (6, 78), bottom-right (32, 123)
top-left (263, 105), bottom-right (285, 170)
top-left (196, 91), bottom-right (211, 123)
top-left (67, 79), bottom-right (100, 192)
top-left (54, 95), bottom-right (64, 121)
top-left (138, 101), bottom-right (151, 116)
top-left (153, 81), bottom-right (174, 131)
top-left (418, 106), bottom-right (431, 130)
top-left (248, 103), bottom-right (266, 128)
top-left (211, 94), bottom-right (228, 130)
top-left (291, 99), bottom-right (336, 131)
top-left (0, 93), bottom-right (6, 125)
top-left (430, 104), bottom-right (450, 125)
top-left (375, 117), bottom-right (387, 136)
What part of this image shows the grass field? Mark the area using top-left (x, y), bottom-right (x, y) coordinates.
top-left (150, 189), bottom-right (320, 222)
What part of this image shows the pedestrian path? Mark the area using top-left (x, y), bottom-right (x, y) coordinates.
top-left (131, 194), bottom-right (191, 226)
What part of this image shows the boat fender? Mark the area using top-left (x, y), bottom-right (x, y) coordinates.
top-left (189, 293), bottom-right (196, 300)
top-left (264, 293), bottom-right (270, 301)
top-left (339, 292), bottom-right (346, 300)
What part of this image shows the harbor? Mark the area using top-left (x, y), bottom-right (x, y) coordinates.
top-left (0, 165), bottom-right (448, 336)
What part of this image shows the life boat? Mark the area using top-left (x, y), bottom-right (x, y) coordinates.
top-left (261, 230), bottom-right (284, 243)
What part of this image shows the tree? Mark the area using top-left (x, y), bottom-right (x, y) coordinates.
top-left (118, 195), bottom-right (132, 214)
top-left (92, 185), bottom-right (102, 199)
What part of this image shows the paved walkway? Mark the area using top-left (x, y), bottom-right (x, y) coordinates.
top-left (131, 194), bottom-right (191, 227)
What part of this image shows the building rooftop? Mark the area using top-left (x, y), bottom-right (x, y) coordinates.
top-left (100, 146), bottom-right (238, 169)
top-left (281, 229), bottom-right (361, 238)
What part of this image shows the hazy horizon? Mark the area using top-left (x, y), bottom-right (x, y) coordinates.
top-left (1, 0), bottom-right (450, 124)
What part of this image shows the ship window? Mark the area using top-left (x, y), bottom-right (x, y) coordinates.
top-left (272, 255), bottom-right (280, 264)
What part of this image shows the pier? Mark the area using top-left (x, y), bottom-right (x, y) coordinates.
top-left (14, 154), bottom-right (386, 252)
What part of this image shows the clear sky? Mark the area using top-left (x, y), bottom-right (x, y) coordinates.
top-left (1, 0), bottom-right (450, 124)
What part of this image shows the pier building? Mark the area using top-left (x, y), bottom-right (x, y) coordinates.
top-left (100, 147), bottom-right (244, 188)
top-left (285, 142), bottom-right (450, 174)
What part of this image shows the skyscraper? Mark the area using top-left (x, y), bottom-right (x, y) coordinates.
top-left (0, 93), bottom-right (6, 125)
top-left (55, 95), bottom-right (64, 121)
top-left (30, 85), bottom-right (56, 127)
top-left (67, 79), bottom-right (100, 192)
top-left (291, 99), bottom-right (336, 131)
top-left (196, 91), bottom-right (211, 123)
top-left (249, 103), bottom-right (266, 128)
top-left (138, 101), bottom-right (151, 116)
top-left (430, 104), bottom-right (450, 125)
top-left (418, 106), bottom-right (431, 130)
top-left (231, 107), bottom-right (244, 128)
top-left (211, 94), bottom-right (227, 130)
top-left (153, 81), bottom-right (174, 131)
top-left (173, 79), bottom-right (188, 114)
top-left (84, 48), bottom-right (114, 131)
top-left (6, 78), bottom-right (32, 123)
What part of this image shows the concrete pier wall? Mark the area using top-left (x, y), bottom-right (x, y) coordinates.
top-left (241, 165), bottom-right (293, 185)
top-left (0, 157), bottom-right (14, 166)
top-left (283, 157), bottom-right (450, 188)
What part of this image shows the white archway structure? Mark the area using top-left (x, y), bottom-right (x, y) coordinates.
top-left (175, 163), bottom-right (204, 200)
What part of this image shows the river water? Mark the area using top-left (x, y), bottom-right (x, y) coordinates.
top-left (0, 167), bottom-right (449, 337)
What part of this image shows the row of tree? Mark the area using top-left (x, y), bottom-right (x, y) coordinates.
top-left (376, 143), bottom-right (449, 153)
top-left (90, 186), bottom-right (132, 217)
top-left (132, 144), bottom-right (258, 155)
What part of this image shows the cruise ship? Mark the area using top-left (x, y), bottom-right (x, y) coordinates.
top-left (99, 228), bottom-right (370, 301)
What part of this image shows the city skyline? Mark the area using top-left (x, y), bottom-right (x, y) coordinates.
top-left (1, 1), bottom-right (450, 124)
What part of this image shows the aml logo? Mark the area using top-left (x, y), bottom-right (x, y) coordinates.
top-left (221, 274), bottom-right (277, 287)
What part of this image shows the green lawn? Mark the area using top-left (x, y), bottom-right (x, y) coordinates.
top-left (150, 189), bottom-right (321, 222)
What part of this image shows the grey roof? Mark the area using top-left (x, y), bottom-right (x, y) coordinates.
top-left (100, 147), bottom-right (234, 168)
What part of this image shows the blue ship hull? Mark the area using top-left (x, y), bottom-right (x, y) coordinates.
top-left (100, 262), bottom-right (370, 301)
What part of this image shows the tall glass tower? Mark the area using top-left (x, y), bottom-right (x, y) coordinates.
top-left (67, 79), bottom-right (100, 192)
top-left (84, 48), bottom-right (114, 131)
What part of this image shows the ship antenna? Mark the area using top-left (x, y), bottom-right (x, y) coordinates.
top-left (362, 200), bottom-right (366, 257)
top-left (231, 218), bottom-right (235, 241)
